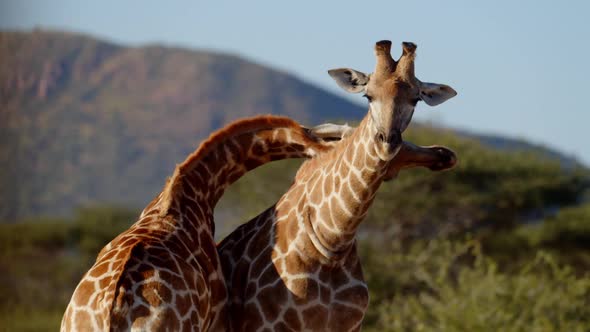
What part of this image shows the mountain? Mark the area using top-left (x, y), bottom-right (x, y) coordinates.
top-left (0, 30), bottom-right (366, 220)
top-left (0, 30), bottom-right (582, 220)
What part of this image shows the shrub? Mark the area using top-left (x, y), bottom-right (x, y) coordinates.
top-left (361, 239), bottom-right (590, 332)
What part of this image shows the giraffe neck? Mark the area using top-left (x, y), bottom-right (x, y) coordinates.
top-left (291, 114), bottom-right (390, 260)
top-left (146, 116), bottom-right (336, 234)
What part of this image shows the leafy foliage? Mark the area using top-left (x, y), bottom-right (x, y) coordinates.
top-left (362, 239), bottom-right (590, 332)
top-left (0, 206), bottom-right (136, 331)
top-left (2, 205), bottom-right (590, 331)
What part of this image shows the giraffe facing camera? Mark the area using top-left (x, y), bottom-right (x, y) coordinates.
top-left (218, 40), bottom-right (457, 331)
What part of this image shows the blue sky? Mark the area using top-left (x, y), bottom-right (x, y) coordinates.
top-left (1, 0), bottom-right (589, 164)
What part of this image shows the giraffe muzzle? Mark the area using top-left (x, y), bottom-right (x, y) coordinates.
top-left (386, 129), bottom-right (402, 147)
top-left (376, 129), bottom-right (403, 159)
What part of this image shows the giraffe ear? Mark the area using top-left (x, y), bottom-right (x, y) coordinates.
top-left (418, 81), bottom-right (457, 106)
top-left (328, 68), bottom-right (369, 94)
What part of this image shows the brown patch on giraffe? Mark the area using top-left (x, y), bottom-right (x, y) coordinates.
top-left (245, 280), bottom-right (257, 300)
top-left (329, 196), bottom-right (348, 220)
top-left (302, 305), bottom-right (328, 330)
top-left (165, 240), bottom-right (192, 262)
top-left (73, 279), bottom-right (96, 306)
top-left (181, 317), bottom-right (193, 332)
top-left (335, 285), bottom-right (369, 304)
top-left (274, 321), bottom-right (295, 332)
top-left (315, 220), bottom-right (337, 248)
top-left (175, 231), bottom-right (197, 256)
top-left (175, 293), bottom-right (192, 317)
top-left (317, 205), bottom-right (335, 229)
top-left (285, 216), bottom-right (300, 243)
top-left (258, 283), bottom-right (287, 321)
top-left (308, 184), bottom-right (323, 205)
top-left (242, 302), bottom-right (265, 331)
top-left (251, 246), bottom-right (273, 277)
top-left (331, 270), bottom-right (350, 289)
top-left (186, 170), bottom-right (207, 193)
top-left (97, 276), bottom-right (111, 290)
top-left (199, 230), bottom-right (217, 260)
top-left (323, 175), bottom-right (333, 196)
top-left (159, 308), bottom-right (182, 331)
top-left (247, 226), bottom-right (271, 258)
top-left (283, 308), bottom-right (302, 331)
top-left (290, 278), bottom-right (310, 305)
top-left (160, 269), bottom-right (187, 291)
top-left (349, 172), bottom-right (367, 194)
top-left (232, 259), bottom-right (251, 297)
top-left (144, 247), bottom-right (172, 268)
top-left (195, 273), bottom-right (207, 296)
top-left (284, 251), bottom-right (307, 276)
top-left (251, 141), bottom-right (266, 156)
top-left (306, 278), bottom-right (320, 301)
top-left (130, 304), bottom-right (150, 321)
top-left (349, 258), bottom-right (365, 281)
top-left (338, 159), bottom-right (351, 177)
top-left (320, 283), bottom-right (331, 304)
top-left (226, 137), bottom-right (243, 158)
top-left (88, 261), bottom-right (111, 278)
top-left (111, 310), bottom-right (131, 331)
top-left (99, 247), bottom-right (118, 261)
top-left (275, 221), bottom-right (291, 252)
top-left (181, 179), bottom-right (196, 198)
top-left (258, 264), bottom-right (279, 287)
top-left (74, 310), bottom-right (94, 331)
top-left (128, 227), bottom-right (148, 237)
top-left (328, 303), bottom-right (365, 330)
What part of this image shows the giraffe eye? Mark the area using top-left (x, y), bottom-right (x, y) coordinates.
top-left (363, 94), bottom-right (373, 102)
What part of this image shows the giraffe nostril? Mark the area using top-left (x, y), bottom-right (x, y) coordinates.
top-left (388, 130), bottom-right (402, 146)
top-left (377, 133), bottom-right (386, 142)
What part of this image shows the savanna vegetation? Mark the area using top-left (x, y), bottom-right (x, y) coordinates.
top-left (1, 126), bottom-right (589, 331)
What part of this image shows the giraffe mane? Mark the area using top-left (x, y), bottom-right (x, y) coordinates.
top-left (158, 115), bottom-right (324, 216)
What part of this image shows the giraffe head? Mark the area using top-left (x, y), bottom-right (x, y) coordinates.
top-left (328, 40), bottom-right (457, 160)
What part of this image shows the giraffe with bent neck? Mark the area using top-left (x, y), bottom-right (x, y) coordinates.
top-left (61, 115), bottom-right (352, 331)
top-left (218, 40), bottom-right (458, 331)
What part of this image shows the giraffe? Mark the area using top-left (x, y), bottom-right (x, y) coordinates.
top-left (60, 115), bottom-right (353, 332)
top-left (217, 40), bottom-right (457, 331)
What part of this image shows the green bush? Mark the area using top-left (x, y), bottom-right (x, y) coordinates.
top-left (361, 239), bottom-right (590, 332)
top-left (0, 206), bottom-right (137, 331)
top-left (482, 203), bottom-right (590, 272)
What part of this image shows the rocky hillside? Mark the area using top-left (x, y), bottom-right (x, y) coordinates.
top-left (0, 30), bottom-right (365, 220)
